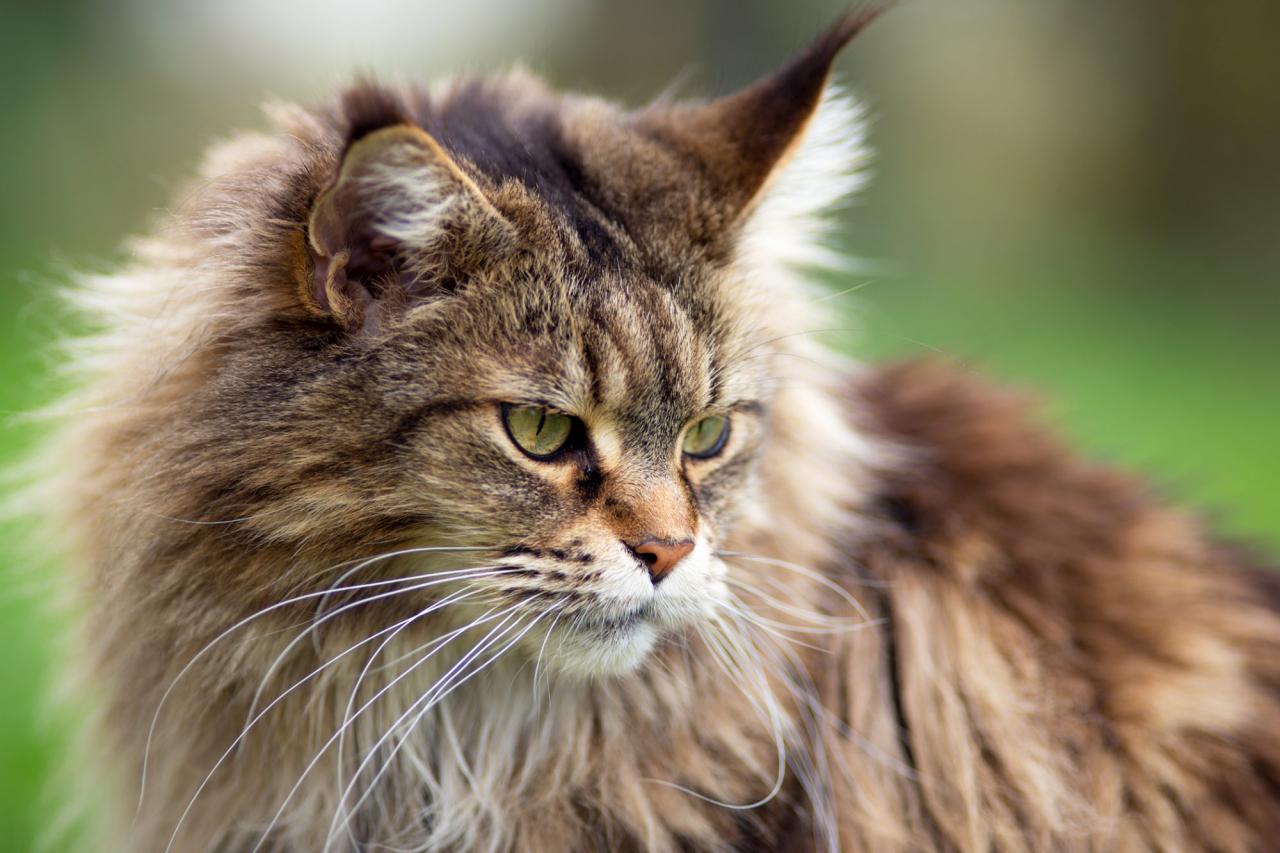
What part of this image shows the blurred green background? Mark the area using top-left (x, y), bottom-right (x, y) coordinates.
top-left (1, 0), bottom-right (1276, 849)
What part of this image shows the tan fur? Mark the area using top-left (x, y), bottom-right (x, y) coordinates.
top-left (838, 361), bottom-right (1280, 851)
top-left (40, 12), bottom-right (1279, 853)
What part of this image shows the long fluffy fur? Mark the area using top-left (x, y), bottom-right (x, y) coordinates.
top-left (40, 34), bottom-right (1280, 853)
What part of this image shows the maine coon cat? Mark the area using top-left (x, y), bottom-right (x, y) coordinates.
top-left (44, 10), bottom-right (1280, 851)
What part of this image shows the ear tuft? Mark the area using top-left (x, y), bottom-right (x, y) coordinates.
top-left (303, 124), bottom-right (514, 335)
top-left (340, 81), bottom-right (414, 144)
top-left (640, 6), bottom-right (887, 227)
top-left (738, 86), bottom-right (872, 273)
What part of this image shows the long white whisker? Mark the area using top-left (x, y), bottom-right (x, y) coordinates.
top-left (161, 586), bottom-right (484, 853)
top-left (244, 568), bottom-right (513, 725)
top-left (809, 277), bottom-right (877, 304)
top-left (138, 545), bottom-right (503, 813)
top-left (725, 576), bottom-right (872, 632)
top-left (331, 596), bottom-right (501, 852)
top-left (737, 326), bottom-right (855, 359)
top-left (297, 545), bottom-right (499, 604)
top-left (743, 605), bottom-right (920, 784)
top-left (247, 602), bottom-right (526, 853)
top-left (321, 615), bottom-right (521, 851)
top-left (720, 600), bottom-right (832, 651)
top-left (722, 607), bottom-right (829, 833)
top-left (304, 546), bottom-right (497, 631)
top-left (726, 610), bottom-right (842, 852)
top-left (646, 615), bottom-right (788, 811)
top-left (325, 610), bottom-right (531, 844)
top-left (532, 607), bottom-right (567, 706)
top-left (716, 550), bottom-right (877, 622)
top-left (726, 569), bottom-right (866, 624)
top-left (327, 607), bottom-right (554, 850)
top-left (367, 593), bottom-right (511, 674)
top-left (722, 590), bottom-right (886, 642)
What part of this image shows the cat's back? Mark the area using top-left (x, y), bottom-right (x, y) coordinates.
top-left (837, 358), bottom-right (1280, 850)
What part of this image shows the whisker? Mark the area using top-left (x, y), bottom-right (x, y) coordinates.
top-left (245, 568), bottom-right (514, 724)
top-left (346, 613), bottom-right (549, 840)
top-left (369, 592), bottom-right (517, 674)
top-left (162, 587), bottom-right (485, 853)
top-left (719, 600), bottom-right (832, 652)
top-left (323, 607), bottom-right (553, 850)
top-left (725, 575), bottom-right (869, 630)
top-left (809, 278), bottom-right (877, 304)
top-left (716, 550), bottom-right (879, 622)
top-left (716, 608), bottom-right (840, 842)
top-left (736, 326), bottom-right (856, 359)
top-left (138, 545), bottom-right (504, 813)
top-left (246, 602), bottom-right (527, 853)
top-left (531, 607), bottom-right (567, 705)
top-left (145, 507), bottom-right (288, 527)
top-left (751, 612), bottom-right (921, 784)
top-left (727, 603), bottom-right (916, 851)
top-left (735, 617), bottom-right (841, 853)
top-left (306, 546), bottom-right (501, 622)
top-left (331, 598), bottom-right (503, 851)
top-left (723, 588), bottom-right (886, 641)
top-left (645, 616), bottom-right (788, 812)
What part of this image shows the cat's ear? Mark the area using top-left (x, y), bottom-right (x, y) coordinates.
top-left (303, 123), bottom-right (515, 334)
top-left (642, 8), bottom-right (883, 227)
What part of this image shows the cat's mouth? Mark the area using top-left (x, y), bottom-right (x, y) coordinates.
top-left (578, 602), bottom-right (655, 634)
top-left (526, 549), bottom-right (722, 678)
top-left (544, 600), bottom-right (663, 679)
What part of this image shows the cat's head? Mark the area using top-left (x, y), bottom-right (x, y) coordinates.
top-left (140, 12), bottom-right (877, 679)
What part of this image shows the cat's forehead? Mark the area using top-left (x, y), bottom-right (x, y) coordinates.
top-left (423, 262), bottom-right (764, 436)
top-left (564, 273), bottom-right (752, 417)
top-left (426, 77), bottom-right (647, 266)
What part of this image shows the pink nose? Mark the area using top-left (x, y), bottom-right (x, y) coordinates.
top-left (627, 537), bottom-right (695, 584)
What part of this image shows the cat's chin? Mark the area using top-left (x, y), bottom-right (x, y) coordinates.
top-left (543, 619), bottom-right (661, 680)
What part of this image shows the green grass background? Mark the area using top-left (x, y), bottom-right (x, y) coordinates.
top-left (1, 1), bottom-right (1276, 850)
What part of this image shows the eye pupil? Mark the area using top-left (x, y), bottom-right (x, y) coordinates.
top-left (502, 404), bottom-right (574, 460)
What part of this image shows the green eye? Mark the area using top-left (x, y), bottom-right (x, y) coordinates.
top-left (682, 414), bottom-right (730, 458)
top-left (502, 404), bottom-right (575, 459)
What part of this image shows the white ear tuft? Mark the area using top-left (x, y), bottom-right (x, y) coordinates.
top-left (306, 125), bottom-right (513, 334)
top-left (738, 85), bottom-right (872, 273)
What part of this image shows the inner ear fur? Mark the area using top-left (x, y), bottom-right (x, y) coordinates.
top-left (303, 123), bottom-right (514, 335)
top-left (637, 8), bottom-right (885, 229)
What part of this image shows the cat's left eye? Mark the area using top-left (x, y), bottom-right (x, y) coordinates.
top-left (682, 414), bottom-right (730, 459)
top-left (502, 404), bottom-right (576, 460)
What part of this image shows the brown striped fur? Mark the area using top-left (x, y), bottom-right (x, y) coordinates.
top-left (41, 10), bottom-right (1279, 852)
top-left (833, 361), bottom-right (1280, 850)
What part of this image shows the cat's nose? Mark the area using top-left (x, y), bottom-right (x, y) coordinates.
top-left (626, 537), bottom-right (695, 585)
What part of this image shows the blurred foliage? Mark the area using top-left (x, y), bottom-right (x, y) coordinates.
top-left (0, 1), bottom-right (1276, 850)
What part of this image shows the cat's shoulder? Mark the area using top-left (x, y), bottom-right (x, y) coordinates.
top-left (845, 358), bottom-right (1280, 847)
top-left (849, 356), bottom-right (1279, 618)
top-left (852, 357), bottom-right (1151, 571)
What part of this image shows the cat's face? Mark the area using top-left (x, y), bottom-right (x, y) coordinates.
top-left (362, 262), bottom-right (769, 677)
top-left (172, 19), bottom-right (867, 680)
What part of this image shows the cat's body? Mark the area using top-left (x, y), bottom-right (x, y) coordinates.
top-left (45, 13), bottom-right (1279, 852)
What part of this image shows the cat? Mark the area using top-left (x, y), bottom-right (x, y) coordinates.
top-left (42, 9), bottom-right (1280, 852)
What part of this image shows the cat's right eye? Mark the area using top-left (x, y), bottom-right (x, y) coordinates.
top-left (502, 404), bottom-right (576, 460)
